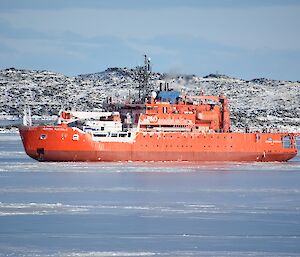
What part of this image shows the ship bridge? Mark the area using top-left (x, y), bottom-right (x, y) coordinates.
top-left (140, 91), bottom-right (230, 133)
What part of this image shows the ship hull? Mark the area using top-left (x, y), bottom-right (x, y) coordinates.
top-left (19, 126), bottom-right (298, 162)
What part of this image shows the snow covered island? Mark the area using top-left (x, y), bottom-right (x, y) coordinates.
top-left (0, 67), bottom-right (299, 132)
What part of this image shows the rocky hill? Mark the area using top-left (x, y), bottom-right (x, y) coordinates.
top-left (0, 67), bottom-right (299, 132)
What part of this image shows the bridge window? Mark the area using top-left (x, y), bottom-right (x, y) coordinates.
top-left (94, 134), bottom-right (107, 137)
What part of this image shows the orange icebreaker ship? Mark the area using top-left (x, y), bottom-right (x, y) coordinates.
top-left (19, 87), bottom-right (298, 162)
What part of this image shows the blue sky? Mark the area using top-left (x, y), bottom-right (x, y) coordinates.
top-left (0, 0), bottom-right (299, 80)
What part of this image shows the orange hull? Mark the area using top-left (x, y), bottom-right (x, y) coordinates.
top-left (19, 126), bottom-right (297, 162)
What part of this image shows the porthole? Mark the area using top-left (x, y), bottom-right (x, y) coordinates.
top-left (39, 134), bottom-right (47, 140)
top-left (72, 134), bottom-right (79, 141)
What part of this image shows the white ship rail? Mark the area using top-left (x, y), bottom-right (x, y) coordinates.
top-left (71, 111), bottom-right (118, 120)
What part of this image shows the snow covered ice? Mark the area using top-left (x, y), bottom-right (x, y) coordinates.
top-left (0, 133), bottom-right (300, 256)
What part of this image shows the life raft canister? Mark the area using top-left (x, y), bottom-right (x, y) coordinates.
top-left (61, 112), bottom-right (71, 119)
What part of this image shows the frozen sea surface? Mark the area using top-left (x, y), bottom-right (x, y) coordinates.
top-left (0, 133), bottom-right (300, 257)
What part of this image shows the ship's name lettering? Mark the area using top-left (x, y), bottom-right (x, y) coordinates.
top-left (54, 128), bottom-right (67, 131)
top-left (42, 127), bottom-right (67, 131)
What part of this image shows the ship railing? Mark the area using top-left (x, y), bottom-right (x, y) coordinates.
top-left (241, 127), bottom-right (299, 134)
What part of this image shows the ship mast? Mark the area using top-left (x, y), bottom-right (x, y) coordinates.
top-left (138, 54), bottom-right (152, 102)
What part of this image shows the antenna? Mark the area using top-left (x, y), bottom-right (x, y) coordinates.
top-left (138, 54), bottom-right (152, 102)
